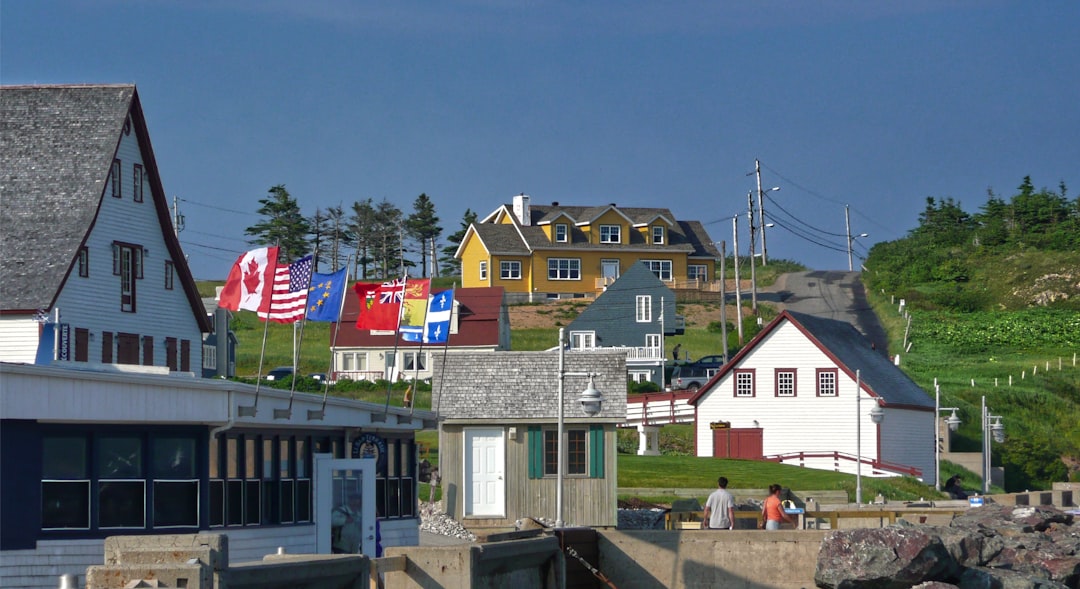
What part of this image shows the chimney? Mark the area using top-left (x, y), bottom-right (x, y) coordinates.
top-left (513, 193), bottom-right (531, 226)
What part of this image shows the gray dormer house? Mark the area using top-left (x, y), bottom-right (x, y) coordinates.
top-left (689, 311), bottom-right (936, 485)
top-left (564, 261), bottom-right (683, 387)
top-left (0, 84), bottom-right (211, 370)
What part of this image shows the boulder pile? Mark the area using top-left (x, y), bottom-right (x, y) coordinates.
top-left (814, 504), bottom-right (1079, 588)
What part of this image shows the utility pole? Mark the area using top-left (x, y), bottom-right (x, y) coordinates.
top-left (732, 217), bottom-right (743, 345)
top-left (719, 241), bottom-right (728, 364)
top-left (171, 196), bottom-right (185, 237)
top-left (747, 191), bottom-right (758, 314)
top-left (755, 159), bottom-right (768, 266)
top-left (846, 205), bottom-right (853, 272)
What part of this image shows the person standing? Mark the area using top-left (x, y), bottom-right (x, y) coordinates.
top-left (760, 484), bottom-right (796, 530)
top-left (332, 492), bottom-right (365, 553)
top-left (703, 476), bottom-right (735, 530)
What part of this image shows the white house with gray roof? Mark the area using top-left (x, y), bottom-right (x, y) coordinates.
top-left (0, 84), bottom-right (210, 370)
top-left (689, 311), bottom-right (937, 485)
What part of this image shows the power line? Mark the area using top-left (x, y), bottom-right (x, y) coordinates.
top-left (764, 192), bottom-right (848, 237)
top-left (759, 161), bottom-right (898, 237)
top-left (768, 218), bottom-right (849, 254)
top-left (177, 196), bottom-right (258, 217)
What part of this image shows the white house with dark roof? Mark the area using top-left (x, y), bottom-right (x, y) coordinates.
top-left (0, 84), bottom-right (211, 370)
top-left (689, 310), bottom-right (937, 484)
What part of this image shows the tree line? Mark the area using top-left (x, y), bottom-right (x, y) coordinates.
top-left (242, 184), bottom-right (479, 279)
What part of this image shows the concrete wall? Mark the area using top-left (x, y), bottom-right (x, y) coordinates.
top-left (597, 530), bottom-right (829, 589)
top-left (383, 537), bottom-right (563, 589)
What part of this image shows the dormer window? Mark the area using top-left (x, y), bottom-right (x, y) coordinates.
top-left (555, 223), bottom-right (568, 242)
top-left (600, 225), bottom-right (621, 244)
top-left (652, 226), bottom-right (665, 244)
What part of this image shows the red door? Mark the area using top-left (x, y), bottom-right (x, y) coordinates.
top-left (713, 428), bottom-right (763, 459)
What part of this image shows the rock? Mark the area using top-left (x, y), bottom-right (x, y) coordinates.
top-left (815, 504), bottom-right (1080, 589)
top-left (815, 527), bottom-right (960, 589)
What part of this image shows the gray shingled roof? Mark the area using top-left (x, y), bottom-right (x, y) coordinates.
top-left (784, 311), bottom-right (933, 409)
top-left (1, 84), bottom-right (134, 310)
top-left (433, 351), bottom-right (628, 422)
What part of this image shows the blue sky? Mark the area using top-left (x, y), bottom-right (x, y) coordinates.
top-left (4, 1), bottom-right (1078, 279)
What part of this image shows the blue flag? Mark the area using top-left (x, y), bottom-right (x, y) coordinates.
top-left (421, 288), bottom-right (454, 344)
top-left (306, 268), bottom-right (347, 322)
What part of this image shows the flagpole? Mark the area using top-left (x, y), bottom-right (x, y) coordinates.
top-left (381, 275), bottom-right (410, 418)
top-left (311, 255), bottom-right (353, 420)
top-left (239, 272), bottom-right (276, 418)
top-left (433, 285), bottom-right (456, 418)
top-left (275, 252), bottom-right (317, 419)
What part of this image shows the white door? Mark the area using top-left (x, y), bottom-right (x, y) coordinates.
top-left (464, 428), bottom-right (505, 517)
top-left (601, 260), bottom-right (620, 285)
top-left (315, 455), bottom-right (377, 556)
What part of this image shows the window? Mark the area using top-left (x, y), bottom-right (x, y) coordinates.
top-left (599, 225), bottom-right (621, 244)
top-left (41, 431), bottom-right (202, 534)
top-left (555, 223), bottom-right (568, 242)
top-left (570, 331), bottom-right (595, 349)
top-left (548, 258), bottom-right (580, 280)
top-left (133, 164), bottom-right (144, 203)
top-left (642, 260), bottom-right (673, 281)
top-left (776, 369), bottom-right (797, 397)
top-left (478, 261), bottom-right (487, 280)
top-left (165, 261), bottom-right (174, 290)
top-left (734, 369), bottom-right (755, 397)
top-left (165, 337), bottom-right (177, 370)
top-left (111, 159), bottom-right (121, 198)
top-left (340, 352), bottom-right (368, 373)
top-left (817, 368), bottom-right (838, 397)
top-left (113, 242), bottom-right (143, 313)
top-left (403, 351), bottom-right (427, 371)
top-left (181, 340), bottom-right (191, 372)
top-left (213, 433), bottom-right (314, 527)
top-left (635, 295), bottom-right (652, 322)
top-left (652, 226), bottom-right (665, 244)
top-left (500, 260), bottom-right (521, 279)
top-left (78, 247), bottom-right (89, 277)
top-left (688, 265), bottom-right (708, 281)
top-left (629, 371), bottom-right (650, 383)
top-left (530, 425), bottom-right (604, 479)
top-left (645, 334), bottom-right (661, 351)
top-left (102, 332), bottom-right (114, 363)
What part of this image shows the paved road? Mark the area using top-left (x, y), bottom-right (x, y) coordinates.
top-left (763, 271), bottom-right (890, 354)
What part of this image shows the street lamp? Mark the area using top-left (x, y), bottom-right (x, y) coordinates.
top-left (981, 396), bottom-right (1005, 494)
top-left (757, 186), bottom-right (780, 266)
top-left (556, 327), bottom-right (605, 527)
top-left (855, 369), bottom-right (885, 506)
top-left (934, 379), bottom-right (962, 491)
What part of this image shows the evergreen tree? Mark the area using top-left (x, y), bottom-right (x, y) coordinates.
top-left (349, 199), bottom-right (378, 279)
top-left (374, 199), bottom-right (404, 279)
top-left (325, 204), bottom-right (352, 272)
top-left (308, 207), bottom-right (330, 271)
top-left (245, 184), bottom-right (311, 261)
top-left (405, 193), bottom-right (442, 278)
top-left (440, 208), bottom-right (477, 276)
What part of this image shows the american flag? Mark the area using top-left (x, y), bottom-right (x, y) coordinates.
top-left (258, 255), bottom-right (313, 323)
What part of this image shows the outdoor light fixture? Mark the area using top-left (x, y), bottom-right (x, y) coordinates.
top-left (934, 380), bottom-right (963, 491)
top-left (981, 396), bottom-right (1006, 494)
top-left (578, 375), bottom-right (604, 417)
top-left (855, 369), bottom-right (885, 506)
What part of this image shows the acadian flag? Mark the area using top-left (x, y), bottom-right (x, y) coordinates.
top-left (219, 246), bottom-right (279, 314)
top-left (421, 288), bottom-right (455, 344)
top-left (258, 254), bottom-right (314, 323)
top-left (355, 278), bottom-right (406, 331)
top-left (397, 279), bottom-right (431, 341)
top-left (306, 268), bottom-right (347, 322)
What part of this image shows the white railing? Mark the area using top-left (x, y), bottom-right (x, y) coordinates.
top-left (333, 370), bottom-right (386, 382)
top-left (574, 346), bottom-right (664, 361)
top-left (623, 391), bottom-right (696, 426)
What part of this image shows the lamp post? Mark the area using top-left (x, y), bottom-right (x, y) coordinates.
top-left (752, 158), bottom-right (780, 265)
top-left (855, 369), bottom-right (885, 506)
top-left (981, 395), bottom-right (1005, 495)
top-left (747, 191), bottom-right (758, 313)
top-left (556, 327), bottom-right (605, 527)
top-left (934, 379), bottom-right (962, 491)
top-left (845, 205), bottom-right (868, 272)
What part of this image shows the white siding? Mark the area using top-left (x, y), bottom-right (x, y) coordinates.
top-left (695, 321), bottom-right (932, 478)
top-left (0, 538), bottom-right (102, 589)
top-left (0, 316), bottom-right (40, 363)
top-left (52, 125), bottom-right (203, 370)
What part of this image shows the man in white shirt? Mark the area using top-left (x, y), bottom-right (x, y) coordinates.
top-left (703, 476), bottom-right (735, 530)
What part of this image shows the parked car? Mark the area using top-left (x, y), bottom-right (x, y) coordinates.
top-left (265, 366), bottom-right (294, 381)
top-left (309, 372), bottom-right (327, 382)
top-left (671, 364), bottom-right (716, 391)
top-left (689, 354), bottom-right (725, 370)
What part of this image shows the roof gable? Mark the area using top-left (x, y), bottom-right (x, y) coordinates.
top-left (0, 84), bottom-right (210, 331)
top-left (566, 262), bottom-right (678, 340)
top-left (690, 310), bottom-right (932, 409)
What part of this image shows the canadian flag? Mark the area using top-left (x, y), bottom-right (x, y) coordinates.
top-left (218, 247), bottom-right (279, 313)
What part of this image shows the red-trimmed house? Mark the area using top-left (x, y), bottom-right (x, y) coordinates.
top-left (330, 287), bottom-right (510, 382)
top-left (688, 311), bottom-right (936, 484)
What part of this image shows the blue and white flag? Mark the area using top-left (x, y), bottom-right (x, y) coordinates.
top-left (306, 268), bottom-right (347, 322)
top-left (402, 288), bottom-right (454, 343)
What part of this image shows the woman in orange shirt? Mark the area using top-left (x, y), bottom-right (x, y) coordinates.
top-left (760, 484), bottom-right (796, 530)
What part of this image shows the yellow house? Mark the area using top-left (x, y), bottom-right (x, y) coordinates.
top-left (456, 194), bottom-right (721, 301)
